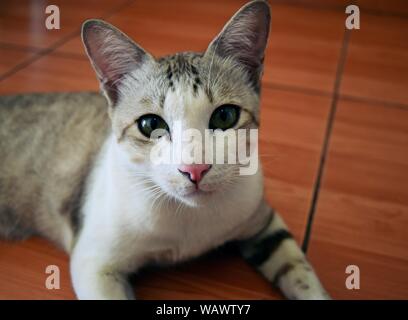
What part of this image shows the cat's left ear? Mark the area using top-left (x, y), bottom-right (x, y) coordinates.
top-left (205, 1), bottom-right (270, 89)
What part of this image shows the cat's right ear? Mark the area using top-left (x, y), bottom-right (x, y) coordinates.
top-left (205, 1), bottom-right (270, 91)
top-left (82, 19), bottom-right (155, 106)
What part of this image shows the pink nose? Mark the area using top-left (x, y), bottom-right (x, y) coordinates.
top-left (178, 164), bottom-right (211, 184)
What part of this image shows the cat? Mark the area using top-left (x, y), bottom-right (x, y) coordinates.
top-left (0, 1), bottom-right (329, 299)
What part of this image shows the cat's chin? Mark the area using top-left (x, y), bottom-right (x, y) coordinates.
top-left (176, 189), bottom-right (216, 207)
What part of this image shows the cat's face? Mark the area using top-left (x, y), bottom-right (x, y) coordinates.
top-left (82, 1), bottom-right (270, 207)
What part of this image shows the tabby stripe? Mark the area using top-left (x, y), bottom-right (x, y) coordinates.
top-left (272, 262), bottom-right (296, 287)
top-left (245, 229), bottom-right (293, 267)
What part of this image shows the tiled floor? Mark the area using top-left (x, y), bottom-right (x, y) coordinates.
top-left (0, 0), bottom-right (407, 299)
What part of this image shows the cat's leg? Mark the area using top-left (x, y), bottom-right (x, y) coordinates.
top-left (70, 232), bottom-right (140, 300)
top-left (238, 200), bottom-right (330, 300)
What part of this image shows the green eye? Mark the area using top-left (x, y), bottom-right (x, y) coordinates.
top-left (209, 104), bottom-right (240, 131)
top-left (137, 114), bottom-right (169, 138)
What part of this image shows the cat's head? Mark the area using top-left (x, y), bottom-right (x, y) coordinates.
top-left (82, 1), bottom-right (270, 207)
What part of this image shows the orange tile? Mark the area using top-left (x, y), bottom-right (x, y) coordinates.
top-left (0, 0), bottom-right (131, 49)
top-left (0, 238), bottom-right (75, 299)
top-left (265, 3), bottom-right (344, 92)
top-left (308, 242), bottom-right (408, 299)
top-left (358, 0), bottom-right (408, 16)
top-left (308, 99), bottom-right (408, 299)
top-left (273, 0), bottom-right (408, 15)
top-left (341, 14), bottom-right (408, 105)
top-left (0, 47), bottom-right (37, 76)
top-left (0, 54), bottom-right (97, 94)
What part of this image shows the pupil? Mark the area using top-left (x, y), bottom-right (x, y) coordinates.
top-left (220, 109), bottom-right (228, 122)
top-left (150, 117), bottom-right (158, 130)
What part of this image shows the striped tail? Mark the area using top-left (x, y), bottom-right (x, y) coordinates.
top-left (239, 202), bottom-right (330, 300)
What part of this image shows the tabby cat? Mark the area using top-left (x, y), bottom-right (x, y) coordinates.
top-left (0, 1), bottom-right (329, 299)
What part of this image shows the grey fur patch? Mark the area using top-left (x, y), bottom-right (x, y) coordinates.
top-left (0, 92), bottom-right (110, 247)
top-left (0, 205), bottom-right (33, 240)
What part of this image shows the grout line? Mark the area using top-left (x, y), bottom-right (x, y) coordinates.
top-left (301, 28), bottom-right (351, 254)
top-left (0, 52), bottom-right (46, 82)
top-left (0, 42), bottom-right (43, 52)
top-left (49, 51), bottom-right (88, 61)
top-left (0, 42), bottom-right (89, 62)
top-left (0, 0), bottom-right (136, 82)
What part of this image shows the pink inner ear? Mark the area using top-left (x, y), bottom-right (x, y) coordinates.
top-left (83, 21), bottom-right (153, 104)
top-left (208, 2), bottom-right (270, 75)
top-left (85, 28), bottom-right (128, 84)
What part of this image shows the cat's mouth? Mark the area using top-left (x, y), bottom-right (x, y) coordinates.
top-left (179, 187), bottom-right (215, 199)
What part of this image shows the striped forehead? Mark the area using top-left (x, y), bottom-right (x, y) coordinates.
top-left (158, 53), bottom-right (213, 107)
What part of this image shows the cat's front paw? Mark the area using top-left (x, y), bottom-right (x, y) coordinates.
top-left (277, 263), bottom-right (331, 300)
top-left (290, 288), bottom-right (331, 300)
